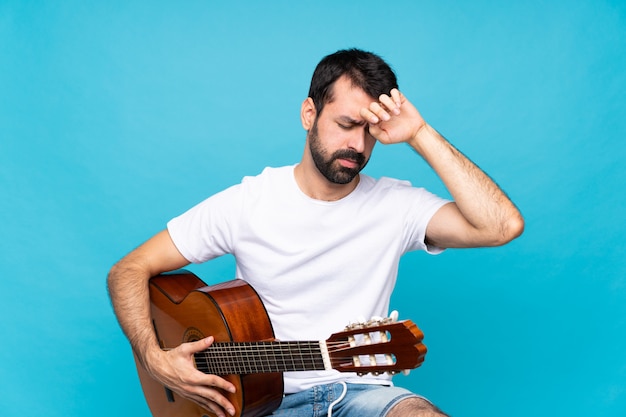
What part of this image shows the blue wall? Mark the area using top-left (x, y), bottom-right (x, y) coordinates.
top-left (1, 1), bottom-right (624, 416)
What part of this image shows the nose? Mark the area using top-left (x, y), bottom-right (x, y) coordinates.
top-left (346, 126), bottom-right (369, 153)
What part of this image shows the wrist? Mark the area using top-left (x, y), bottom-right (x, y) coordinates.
top-left (408, 123), bottom-right (437, 154)
top-left (135, 337), bottom-right (164, 372)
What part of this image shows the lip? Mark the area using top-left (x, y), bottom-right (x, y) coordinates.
top-left (337, 158), bottom-right (359, 169)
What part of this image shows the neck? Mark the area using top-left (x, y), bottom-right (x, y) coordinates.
top-left (194, 340), bottom-right (329, 374)
top-left (294, 160), bottom-right (359, 202)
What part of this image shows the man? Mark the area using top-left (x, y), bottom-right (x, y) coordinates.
top-left (108, 49), bottom-right (524, 417)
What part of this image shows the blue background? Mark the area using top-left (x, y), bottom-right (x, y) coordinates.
top-left (1, 1), bottom-right (625, 416)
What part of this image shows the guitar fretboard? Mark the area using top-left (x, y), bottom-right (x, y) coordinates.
top-left (194, 341), bottom-right (328, 375)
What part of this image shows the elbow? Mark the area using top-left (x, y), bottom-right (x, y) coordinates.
top-left (106, 261), bottom-right (123, 297)
top-left (497, 212), bottom-right (525, 246)
top-left (512, 213), bottom-right (525, 238)
top-left (106, 258), bottom-right (138, 297)
top-left (478, 211), bottom-right (524, 247)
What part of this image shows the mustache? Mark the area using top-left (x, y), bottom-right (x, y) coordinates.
top-left (331, 149), bottom-right (366, 166)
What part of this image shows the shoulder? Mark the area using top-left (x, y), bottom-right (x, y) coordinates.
top-left (241, 165), bottom-right (294, 187)
top-left (357, 174), bottom-right (415, 195)
top-left (177, 166), bottom-right (293, 211)
top-left (357, 173), bottom-right (450, 212)
top-left (234, 165), bottom-right (297, 204)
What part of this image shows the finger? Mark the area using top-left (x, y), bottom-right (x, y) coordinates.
top-left (378, 93), bottom-right (400, 115)
top-left (182, 374), bottom-right (237, 416)
top-left (205, 402), bottom-right (230, 417)
top-left (179, 338), bottom-right (237, 394)
top-left (205, 374), bottom-right (237, 394)
top-left (189, 361), bottom-right (237, 394)
top-left (188, 392), bottom-right (231, 417)
top-left (360, 107), bottom-right (380, 124)
top-left (369, 102), bottom-right (392, 121)
top-left (390, 88), bottom-right (402, 108)
top-left (191, 387), bottom-right (237, 417)
top-left (181, 336), bottom-right (214, 354)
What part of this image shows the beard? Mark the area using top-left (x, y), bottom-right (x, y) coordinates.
top-left (308, 121), bottom-right (369, 185)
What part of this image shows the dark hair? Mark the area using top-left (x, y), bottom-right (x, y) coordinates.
top-left (308, 48), bottom-right (398, 115)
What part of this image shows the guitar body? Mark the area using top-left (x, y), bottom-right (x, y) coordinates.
top-left (135, 271), bottom-right (283, 417)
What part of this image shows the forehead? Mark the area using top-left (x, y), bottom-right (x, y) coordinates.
top-left (323, 76), bottom-right (375, 117)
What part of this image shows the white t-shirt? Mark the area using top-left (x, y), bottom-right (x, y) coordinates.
top-left (167, 165), bottom-right (449, 393)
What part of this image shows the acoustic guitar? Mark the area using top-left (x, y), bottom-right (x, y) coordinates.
top-left (134, 270), bottom-right (427, 417)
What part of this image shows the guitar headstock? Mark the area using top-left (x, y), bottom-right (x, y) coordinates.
top-left (325, 316), bottom-right (427, 376)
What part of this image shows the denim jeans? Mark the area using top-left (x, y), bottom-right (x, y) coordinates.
top-left (269, 383), bottom-right (420, 417)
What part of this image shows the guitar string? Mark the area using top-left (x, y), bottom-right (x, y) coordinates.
top-left (195, 341), bottom-right (329, 373)
top-left (192, 340), bottom-right (404, 374)
top-left (199, 344), bottom-right (328, 373)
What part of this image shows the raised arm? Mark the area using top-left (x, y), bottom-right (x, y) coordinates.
top-left (107, 230), bottom-right (237, 417)
top-left (409, 123), bottom-right (524, 248)
top-left (361, 89), bottom-right (524, 248)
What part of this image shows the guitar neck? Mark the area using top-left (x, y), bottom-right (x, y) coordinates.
top-left (194, 341), bottom-right (329, 375)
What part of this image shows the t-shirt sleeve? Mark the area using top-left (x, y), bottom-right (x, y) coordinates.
top-left (166, 184), bottom-right (242, 264)
top-left (401, 185), bottom-right (451, 255)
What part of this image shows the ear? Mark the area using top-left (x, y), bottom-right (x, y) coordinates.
top-left (300, 97), bottom-right (317, 130)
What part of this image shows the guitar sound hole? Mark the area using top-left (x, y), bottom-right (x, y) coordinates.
top-left (183, 326), bottom-right (205, 343)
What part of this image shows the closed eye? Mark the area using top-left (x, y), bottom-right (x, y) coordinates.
top-left (337, 117), bottom-right (366, 130)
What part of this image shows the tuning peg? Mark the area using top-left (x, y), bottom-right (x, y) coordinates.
top-left (345, 316), bottom-right (369, 329)
top-left (389, 310), bottom-right (399, 322)
top-left (366, 317), bottom-right (383, 327)
top-left (402, 369), bottom-right (411, 376)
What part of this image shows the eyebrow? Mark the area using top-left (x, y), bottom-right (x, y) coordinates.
top-left (337, 116), bottom-right (366, 126)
